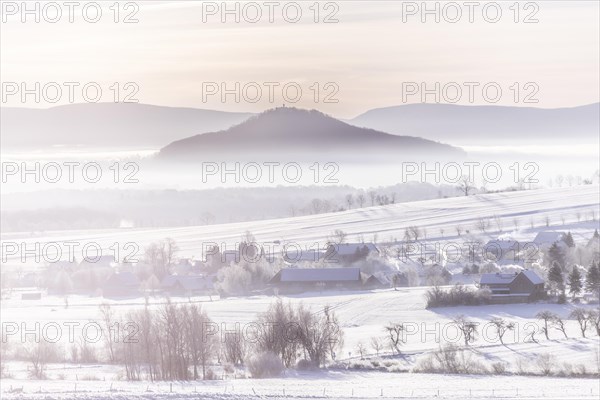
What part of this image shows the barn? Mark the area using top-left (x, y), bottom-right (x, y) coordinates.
top-left (479, 270), bottom-right (545, 303)
top-left (269, 267), bottom-right (384, 294)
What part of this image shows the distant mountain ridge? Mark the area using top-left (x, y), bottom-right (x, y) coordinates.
top-left (0, 103), bottom-right (252, 150)
top-left (348, 103), bottom-right (600, 145)
top-left (157, 107), bottom-right (465, 162)
top-left (2, 102), bottom-right (597, 151)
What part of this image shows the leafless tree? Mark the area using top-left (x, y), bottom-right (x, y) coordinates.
top-left (570, 308), bottom-right (589, 338)
top-left (345, 194), bottom-right (354, 210)
top-left (25, 340), bottom-right (56, 379)
top-left (551, 315), bottom-right (568, 339)
top-left (453, 315), bottom-right (478, 346)
top-left (310, 198), bottom-right (323, 214)
top-left (356, 342), bottom-right (366, 359)
top-left (489, 318), bottom-right (515, 345)
top-left (256, 300), bottom-right (299, 367)
top-left (455, 225), bottom-right (463, 236)
top-left (369, 191), bottom-right (376, 206)
top-left (536, 311), bottom-right (556, 340)
top-left (330, 229), bottom-right (347, 244)
top-left (475, 218), bottom-right (488, 233)
top-left (356, 193), bottom-right (366, 208)
top-left (370, 337), bottom-right (384, 357)
top-left (457, 175), bottom-right (475, 196)
top-left (297, 305), bottom-right (344, 367)
top-left (385, 323), bottom-right (405, 355)
top-left (99, 303), bottom-right (117, 363)
top-left (587, 309), bottom-right (600, 336)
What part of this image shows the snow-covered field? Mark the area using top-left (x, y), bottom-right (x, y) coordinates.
top-left (2, 185), bottom-right (599, 263)
top-left (2, 371), bottom-right (599, 399)
top-left (2, 186), bottom-right (599, 399)
top-left (2, 287), bottom-right (599, 364)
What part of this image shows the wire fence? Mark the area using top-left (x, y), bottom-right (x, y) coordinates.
top-left (3, 380), bottom-right (598, 399)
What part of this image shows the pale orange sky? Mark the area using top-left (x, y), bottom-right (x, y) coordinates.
top-left (1, 0), bottom-right (598, 118)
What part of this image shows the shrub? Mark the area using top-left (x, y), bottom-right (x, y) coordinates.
top-left (536, 354), bottom-right (556, 376)
top-left (296, 359), bottom-right (318, 371)
top-left (247, 351), bottom-right (284, 378)
top-left (425, 284), bottom-right (491, 308)
top-left (414, 344), bottom-right (487, 374)
top-left (491, 362), bottom-right (507, 375)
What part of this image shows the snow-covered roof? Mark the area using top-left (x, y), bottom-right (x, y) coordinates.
top-left (480, 270), bottom-right (544, 286)
top-left (283, 249), bottom-right (324, 262)
top-left (521, 270), bottom-right (544, 285)
top-left (329, 243), bottom-right (378, 256)
top-left (533, 231), bottom-right (565, 245)
top-left (480, 273), bottom-right (518, 285)
top-left (485, 240), bottom-right (520, 251)
top-left (279, 267), bottom-right (361, 282)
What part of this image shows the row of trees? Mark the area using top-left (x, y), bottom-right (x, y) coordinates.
top-left (355, 309), bottom-right (600, 362)
top-left (105, 299), bottom-right (343, 381)
top-left (546, 261), bottom-right (600, 300)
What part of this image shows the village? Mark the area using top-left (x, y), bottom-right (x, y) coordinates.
top-left (3, 227), bottom-right (599, 304)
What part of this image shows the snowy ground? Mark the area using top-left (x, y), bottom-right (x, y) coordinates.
top-left (2, 186), bottom-right (599, 399)
top-left (2, 185), bottom-right (599, 264)
top-left (2, 288), bottom-right (599, 377)
top-left (2, 371), bottom-right (599, 400)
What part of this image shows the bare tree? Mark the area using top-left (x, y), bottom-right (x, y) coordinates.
top-left (297, 305), bottom-right (344, 367)
top-left (310, 198), bottom-right (323, 214)
top-left (345, 194), bottom-right (354, 210)
top-left (406, 226), bottom-right (421, 241)
top-left (489, 318), bottom-right (515, 345)
top-left (256, 300), bottom-right (299, 368)
top-left (452, 315), bottom-right (478, 346)
top-left (356, 193), bottom-right (366, 208)
top-left (330, 229), bottom-right (347, 244)
top-left (570, 308), bottom-right (589, 338)
top-left (385, 323), bottom-right (404, 355)
top-left (455, 225), bottom-right (463, 236)
top-left (587, 309), bottom-right (600, 336)
top-left (184, 304), bottom-right (217, 379)
top-left (25, 340), bottom-right (56, 379)
top-left (551, 315), bottom-right (568, 339)
top-left (536, 311), bottom-right (556, 340)
top-left (475, 218), bottom-right (488, 233)
top-left (457, 175), bottom-right (475, 196)
top-left (370, 337), bottom-right (384, 357)
top-left (99, 303), bottom-right (117, 363)
top-left (369, 191), bottom-right (376, 206)
top-left (356, 342), bottom-right (366, 359)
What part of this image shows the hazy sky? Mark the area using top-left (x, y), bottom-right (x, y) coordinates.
top-left (1, 1), bottom-right (598, 118)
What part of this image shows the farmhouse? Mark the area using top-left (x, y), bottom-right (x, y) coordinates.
top-left (324, 243), bottom-right (379, 263)
top-left (479, 270), bottom-right (545, 303)
top-left (269, 267), bottom-right (385, 293)
top-left (484, 239), bottom-right (520, 262)
top-left (533, 231), bottom-right (566, 248)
